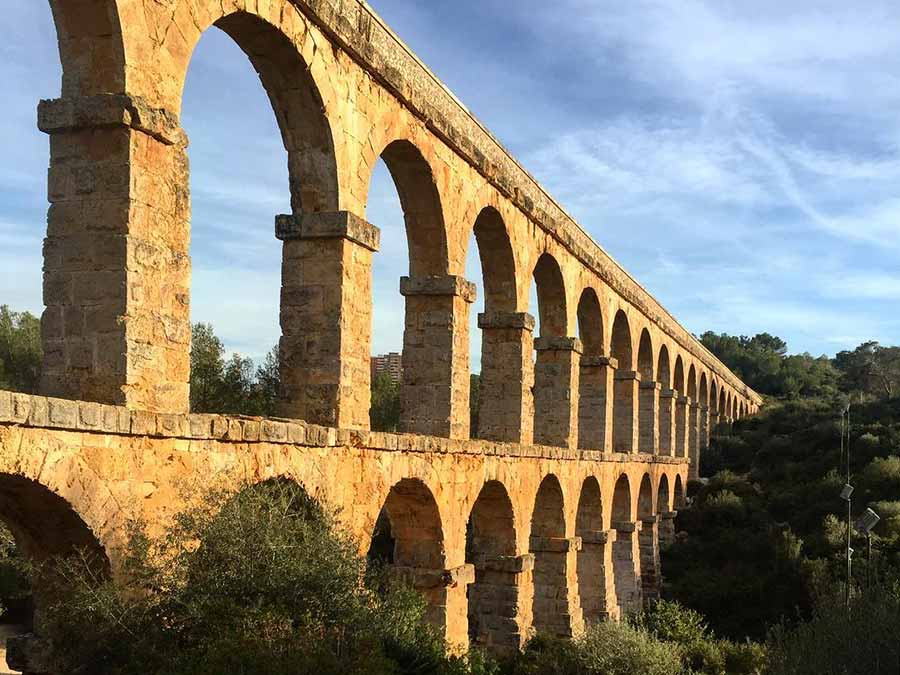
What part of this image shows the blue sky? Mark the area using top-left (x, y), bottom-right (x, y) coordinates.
top-left (2, 1), bottom-right (899, 369)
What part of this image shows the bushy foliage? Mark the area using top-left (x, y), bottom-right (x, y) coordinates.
top-left (0, 305), bottom-right (41, 394)
top-left (370, 372), bottom-right (401, 431)
top-left (768, 584), bottom-right (900, 675)
top-left (505, 623), bottom-right (681, 675)
top-left (38, 480), bottom-right (476, 675)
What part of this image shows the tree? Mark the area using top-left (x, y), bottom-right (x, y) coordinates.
top-left (0, 306), bottom-right (41, 394)
top-left (38, 480), bottom-right (467, 675)
top-left (370, 373), bottom-right (400, 432)
top-left (189, 323), bottom-right (279, 416)
top-left (834, 341), bottom-right (900, 399)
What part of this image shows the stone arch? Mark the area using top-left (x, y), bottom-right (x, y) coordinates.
top-left (657, 475), bottom-right (671, 513)
top-left (49, 0), bottom-right (126, 97)
top-left (609, 311), bottom-right (633, 370)
top-left (368, 478), bottom-right (447, 631)
top-left (472, 207), bottom-right (517, 313)
top-left (710, 380), bottom-right (719, 416)
top-left (699, 372), bottom-right (709, 409)
top-left (719, 388), bottom-right (727, 424)
top-left (576, 288), bottom-right (606, 450)
top-left (637, 474), bottom-right (654, 519)
top-left (466, 480), bottom-right (520, 650)
top-left (471, 206), bottom-right (520, 441)
top-left (610, 474), bottom-right (639, 614)
top-left (687, 365), bottom-right (697, 400)
top-left (576, 289), bottom-right (604, 358)
top-left (637, 473), bottom-right (659, 602)
top-left (685, 365), bottom-right (698, 460)
top-left (657, 345), bottom-right (671, 389)
top-left (167, 8), bottom-right (342, 214)
top-left (611, 474), bottom-right (633, 524)
top-left (575, 477), bottom-right (610, 623)
top-left (0, 474), bottom-right (110, 646)
top-left (610, 312), bottom-right (636, 453)
top-left (375, 139), bottom-right (449, 276)
top-left (637, 329), bottom-right (654, 382)
top-left (532, 253), bottom-right (567, 338)
top-left (532, 254), bottom-right (573, 447)
top-left (636, 330), bottom-right (655, 453)
top-left (673, 356), bottom-right (685, 395)
top-left (673, 474), bottom-right (686, 508)
top-left (529, 475), bottom-right (578, 636)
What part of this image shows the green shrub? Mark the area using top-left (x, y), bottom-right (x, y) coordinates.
top-left (39, 480), bottom-right (473, 675)
top-left (768, 585), bottom-right (900, 675)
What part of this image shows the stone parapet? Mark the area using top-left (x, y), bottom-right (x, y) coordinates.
top-left (0, 390), bottom-right (692, 464)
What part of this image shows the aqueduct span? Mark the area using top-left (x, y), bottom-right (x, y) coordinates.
top-left (0, 0), bottom-right (761, 667)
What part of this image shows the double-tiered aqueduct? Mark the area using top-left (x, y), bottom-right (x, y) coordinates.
top-left (1, 0), bottom-right (762, 665)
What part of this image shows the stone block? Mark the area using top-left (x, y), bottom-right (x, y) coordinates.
top-left (48, 398), bottom-right (78, 428)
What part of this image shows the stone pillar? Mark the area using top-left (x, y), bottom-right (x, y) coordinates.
top-left (38, 95), bottom-right (191, 412)
top-left (533, 337), bottom-right (582, 448)
top-left (530, 536), bottom-right (584, 638)
top-left (578, 530), bottom-right (617, 623)
top-left (611, 521), bottom-right (642, 615)
top-left (700, 403), bottom-right (711, 449)
top-left (577, 356), bottom-right (616, 451)
top-left (638, 517), bottom-right (661, 604)
top-left (476, 312), bottom-right (535, 444)
top-left (638, 380), bottom-right (661, 454)
top-left (391, 564), bottom-right (474, 650)
top-left (399, 275), bottom-right (476, 439)
top-left (658, 510), bottom-right (677, 549)
top-left (276, 211), bottom-right (379, 429)
top-left (675, 396), bottom-right (689, 458)
top-left (658, 389), bottom-right (677, 456)
top-left (469, 554), bottom-right (534, 652)
top-left (613, 371), bottom-right (640, 453)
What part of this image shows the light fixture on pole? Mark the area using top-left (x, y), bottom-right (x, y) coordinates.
top-left (855, 507), bottom-right (881, 588)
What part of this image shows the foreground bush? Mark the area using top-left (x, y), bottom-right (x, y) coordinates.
top-left (505, 622), bottom-right (681, 675)
top-left (768, 584), bottom-right (900, 675)
top-left (39, 480), bottom-right (475, 675)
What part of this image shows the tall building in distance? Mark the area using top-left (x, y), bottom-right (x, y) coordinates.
top-left (371, 352), bottom-right (402, 384)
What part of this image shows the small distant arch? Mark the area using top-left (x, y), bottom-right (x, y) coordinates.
top-left (532, 253), bottom-right (567, 337)
top-left (673, 475), bottom-right (686, 508)
top-left (610, 311), bottom-right (633, 370)
top-left (637, 474), bottom-right (654, 520)
top-left (657, 345), bottom-right (671, 389)
top-left (637, 329), bottom-right (654, 381)
top-left (472, 206), bottom-right (517, 313)
top-left (657, 475), bottom-right (671, 513)
top-left (611, 474), bottom-right (632, 524)
top-left (576, 288), bottom-right (604, 357)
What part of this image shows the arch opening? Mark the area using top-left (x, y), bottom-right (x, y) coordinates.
top-left (465, 481), bottom-right (519, 649)
top-left (468, 207), bottom-right (518, 441)
top-left (610, 474), bottom-right (639, 614)
top-left (531, 254), bottom-right (574, 448)
top-left (610, 312), bottom-right (635, 453)
top-left (529, 475), bottom-right (576, 636)
top-left (637, 474), bottom-right (660, 603)
top-left (576, 289), bottom-right (606, 450)
top-left (575, 477), bottom-right (610, 623)
top-left (367, 479), bottom-right (447, 631)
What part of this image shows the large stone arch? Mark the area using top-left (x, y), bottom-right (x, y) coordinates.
top-left (576, 288), bottom-right (607, 450)
top-left (657, 345), bottom-right (675, 456)
top-left (674, 474), bottom-right (686, 508)
top-left (610, 474), bottom-right (639, 613)
top-left (636, 473), bottom-right (659, 604)
top-left (529, 474), bottom-right (581, 636)
top-left (532, 253), bottom-right (567, 338)
top-left (610, 311), bottom-right (636, 453)
top-left (657, 345), bottom-right (671, 389)
top-left (367, 478), bottom-right (449, 634)
top-left (637, 329), bottom-right (656, 454)
top-left (49, 0), bottom-right (127, 97)
top-left (0, 471), bottom-right (111, 669)
top-left (373, 138), bottom-right (449, 276)
top-left (472, 207), bottom-right (523, 442)
top-left (575, 476), bottom-right (612, 623)
top-left (532, 254), bottom-right (576, 448)
top-left (466, 480), bottom-right (521, 650)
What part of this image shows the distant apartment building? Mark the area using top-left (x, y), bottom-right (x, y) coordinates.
top-left (371, 352), bottom-right (402, 384)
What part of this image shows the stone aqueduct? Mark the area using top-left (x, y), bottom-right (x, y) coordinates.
top-left (0, 0), bottom-right (762, 662)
